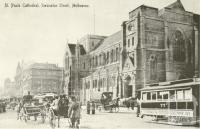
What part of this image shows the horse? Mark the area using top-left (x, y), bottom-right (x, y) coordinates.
top-left (109, 98), bottom-right (120, 113)
top-left (49, 97), bottom-right (69, 129)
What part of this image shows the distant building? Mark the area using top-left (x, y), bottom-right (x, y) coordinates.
top-left (15, 62), bottom-right (64, 96)
top-left (64, 0), bottom-right (200, 104)
top-left (4, 78), bottom-right (18, 97)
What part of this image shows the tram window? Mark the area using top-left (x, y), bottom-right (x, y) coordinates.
top-left (147, 92), bottom-right (151, 100)
top-left (187, 102), bottom-right (194, 109)
top-left (169, 90), bottom-right (175, 100)
top-left (170, 102), bottom-right (176, 109)
top-left (177, 102), bottom-right (186, 109)
top-left (184, 89), bottom-right (192, 100)
top-left (163, 93), bottom-right (168, 100)
top-left (157, 92), bottom-right (162, 100)
top-left (142, 93), bottom-right (147, 100)
top-left (177, 90), bottom-right (184, 100)
top-left (152, 92), bottom-right (156, 100)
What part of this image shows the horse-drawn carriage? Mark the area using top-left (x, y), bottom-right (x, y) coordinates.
top-left (19, 98), bottom-right (47, 123)
top-left (90, 92), bottom-right (120, 112)
top-left (48, 95), bottom-right (70, 129)
top-left (17, 93), bottom-right (49, 123)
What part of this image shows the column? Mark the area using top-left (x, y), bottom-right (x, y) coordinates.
top-left (194, 26), bottom-right (199, 77)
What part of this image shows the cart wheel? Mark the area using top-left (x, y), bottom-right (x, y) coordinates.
top-left (41, 116), bottom-right (45, 123)
top-left (24, 116), bottom-right (27, 123)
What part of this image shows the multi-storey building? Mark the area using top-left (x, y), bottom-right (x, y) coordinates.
top-left (15, 62), bottom-right (64, 96)
top-left (64, 0), bottom-right (200, 104)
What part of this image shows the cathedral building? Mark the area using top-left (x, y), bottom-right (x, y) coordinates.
top-left (63, 0), bottom-right (200, 104)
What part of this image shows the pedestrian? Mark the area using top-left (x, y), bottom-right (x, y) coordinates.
top-left (86, 101), bottom-right (90, 114)
top-left (17, 100), bottom-right (23, 120)
top-left (68, 96), bottom-right (81, 128)
top-left (91, 101), bottom-right (95, 114)
top-left (126, 99), bottom-right (130, 110)
top-left (130, 97), bottom-right (135, 110)
top-left (64, 95), bottom-right (69, 118)
top-left (136, 98), bottom-right (141, 117)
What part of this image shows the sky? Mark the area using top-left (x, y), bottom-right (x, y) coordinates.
top-left (0, 0), bottom-right (200, 88)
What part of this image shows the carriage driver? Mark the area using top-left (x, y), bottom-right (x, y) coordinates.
top-left (23, 91), bottom-right (33, 105)
top-left (51, 96), bottom-right (60, 116)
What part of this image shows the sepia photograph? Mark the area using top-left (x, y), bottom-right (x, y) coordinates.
top-left (0, 0), bottom-right (200, 129)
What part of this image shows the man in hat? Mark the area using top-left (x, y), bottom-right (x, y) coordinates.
top-left (68, 96), bottom-right (81, 128)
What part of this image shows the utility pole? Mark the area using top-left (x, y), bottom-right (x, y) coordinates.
top-left (93, 1), bottom-right (95, 34)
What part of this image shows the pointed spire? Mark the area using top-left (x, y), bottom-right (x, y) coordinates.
top-left (166, 0), bottom-right (185, 11)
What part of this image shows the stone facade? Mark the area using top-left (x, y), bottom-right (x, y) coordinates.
top-left (64, 0), bottom-right (200, 104)
top-left (15, 62), bottom-right (64, 96)
top-left (121, 0), bottom-right (200, 98)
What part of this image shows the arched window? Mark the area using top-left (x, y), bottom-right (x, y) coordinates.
top-left (173, 30), bottom-right (185, 62)
top-left (110, 50), bottom-right (113, 63)
top-left (107, 52), bottom-right (109, 64)
top-left (95, 56), bottom-right (98, 66)
top-left (150, 55), bottom-right (157, 80)
top-left (116, 47), bottom-right (119, 61)
top-left (99, 54), bottom-right (102, 66)
top-left (113, 49), bottom-right (115, 62)
top-left (93, 57), bottom-right (95, 67)
top-left (103, 53), bottom-right (106, 65)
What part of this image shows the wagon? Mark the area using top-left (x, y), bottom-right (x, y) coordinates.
top-left (20, 99), bottom-right (47, 123)
top-left (22, 104), bottom-right (46, 123)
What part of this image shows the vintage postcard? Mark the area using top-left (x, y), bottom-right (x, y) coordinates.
top-left (0, 0), bottom-right (200, 129)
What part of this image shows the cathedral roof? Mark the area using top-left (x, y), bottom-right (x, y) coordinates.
top-left (91, 30), bottom-right (122, 53)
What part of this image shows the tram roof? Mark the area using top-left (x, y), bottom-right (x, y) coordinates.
top-left (138, 80), bottom-right (200, 91)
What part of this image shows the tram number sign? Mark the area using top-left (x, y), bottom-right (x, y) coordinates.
top-left (141, 109), bottom-right (193, 117)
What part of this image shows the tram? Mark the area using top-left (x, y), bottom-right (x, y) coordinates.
top-left (139, 78), bottom-right (200, 125)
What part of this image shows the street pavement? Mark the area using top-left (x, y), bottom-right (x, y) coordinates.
top-left (0, 108), bottom-right (199, 129)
